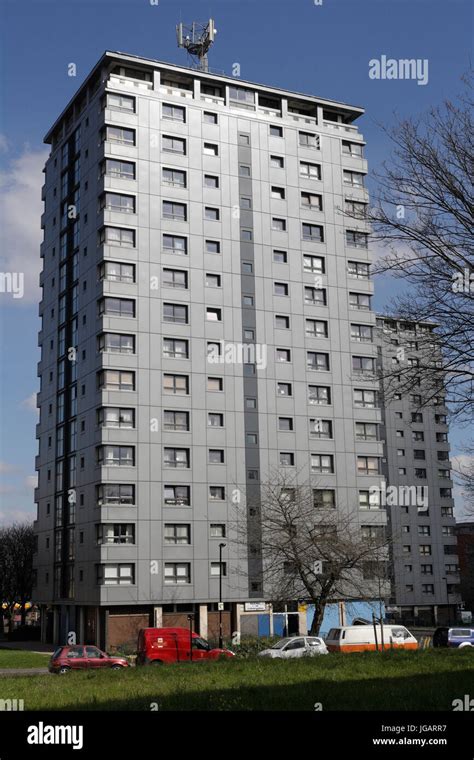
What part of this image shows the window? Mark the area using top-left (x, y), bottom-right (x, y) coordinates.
top-left (199, 170), bottom-right (220, 191)
top-left (413, 431), bottom-right (425, 442)
top-left (205, 207), bottom-right (220, 221)
top-left (279, 451), bottom-right (295, 467)
top-left (163, 201), bottom-right (187, 222)
top-left (275, 315), bottom-right (290, 329)
top-left (105, 93), bottom-right (135, 112)
top-left (229, 85), bottom-right (255, 107)
top-left (207, 377), bottom-right (223, 392)
top-left (355, 422), bottom-right (378, 441)
top-left (98, 369), bottom-right (135, 391)
top-left (104, 159), bottom-right (135, 180)
top-left (164, 524), bottom-right (191, 545)
top-left (164, 563), bottom-right (190, 584)
top-left (308, 385), bottom-right (331, 405)
top-left (274, 282), bottom-right (289, 296)
top-left (208, 412), bottom-right (224, 428)
top-left (361, 525), bottom-right (385, 542)
top-left (241, 229), bottom-right (253, 241)
top-left (210, 524), bottom-right (226, 538)
top-left (209, 486), bottom-right (225, 500)
top-left (162, 103), bottom-right (185, 122)
top-left (163, 234), bottom-right (187, 255)
top-left (100, 261), bottom-right (135, 282)
top-left (301, 192), bottom-right (322, 211)
top-left (164, 485), bottom-right (190, 506)
top-left (99, 297), bottom-right (135, 317)
top-left (299, 132), bottom-right (319, 148)
top-left (345, 200), bottom-right (367, 219)
top-left (271, 186), bottom-right (285, 200)
top-left (310, 419), bottom-right (333, 439)
top-left (304, 286), bottom-right (327, 306)
top-left (306, 319), bottom-right (328, 338)
top-left (418, 525), bottom-right (431, 536)
top-left (359, 490), bottom-right (381, 510)
top-left (349, 292), bottom-right (371, 310)
top-left (242, 262), bottom-right (253, 274)
top-left (270, 125), bottom-right (283, 137)
top-left (273, 250), bottom-right (287, 263)
top-left (163, 303), bottom-right (188, 323)
top-left (100, 227), bottom-right (135, 248)
top-left (346, 231), bottom-right (369, 248)
top-left (97, 484), bottom-right (135, 506)
top-left (277, 383), bottom-right (292, 397)
top-left (272, 217), bottom-right (286, 231)
top-left (343, 170), bottom-right (365, 187)
top-left (97, 564), bottom-right (134, 586)
top-left (313, 489), bottom-right (336, 508)
top-left (270, 155), bottom-right (284, 168)
top-left (197, 108), bottom-right (217, 124)
top-left (303, 255), bottom-right (325, 273)
top-left (352, 356), bottom-right (375, 375)
top-left (99, 333), bottom-right (135, 354)
top-left (97, 524), bottom-right (135, 545)
top-left (162, 269), bottom-right (188, 290)
top-left (307, 352), bottom-right (329, 371)
top-left (300, 161), bottom-right (321, 180)
top-left (103, 126), bottom-right (135, 146)
top-left (210, 562), bottom-right (227, 577)
top-left (357, 456), bottom-right (379, 475)
top-left (98, 407), bottom-right (135, 429)
top-left (302, 223), bottom-right (324, 242)
top-left (347, 262), bottom-right (370, 283)
top-left (351, 324), bottom-right (373, 342)
top-left (164, 448), bottom-right (190, 468)
top-left (311, 454), bottom-right (334, 474)
top-left (205, 273), bottom-right (221, 289)
top-left (342, 140), bottom-right (363, 157)
top-left (164, 410), bottom-right (189, 431)
top-left (163, 374), bottom-right (189, 395)
top-left (98, 446), bottom-right (135, 467)
top-left (278, 417), bottom-right (293, 431)
top-left (204, 142), bottom-right (218, 156)
top-left (209, 449), bottom-right (225, 464)
top-left (206, 240), bottom-right (220, 254)
top-left (414, 449), bottom-right (426, 460)
top-left (163, 136), bottom-right (186, 154)
top-left (276, 348), bottom-right (291, 363)
top-left (101, 193), bottom-right (135, 214)
top-left (162, 168), bottom-right (187, 188)
top-left (206, 307), bottom-right (222, 322)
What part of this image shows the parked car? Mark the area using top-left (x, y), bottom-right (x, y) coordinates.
top-left (49, 645), bottom-right (130, 674)
top-left (325, 624), bottom-right (418, 653)
top-left (136, 627), bottom-right (235, 665)
top-left (258, 636), bottom-right (328, 658)
top-left (433, 626), bottom-right (474, 649)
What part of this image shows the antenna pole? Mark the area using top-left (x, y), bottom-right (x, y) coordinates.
top-left (176, 18), bottom-right (217, 72)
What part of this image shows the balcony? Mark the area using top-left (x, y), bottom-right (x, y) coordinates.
top-left (108, 74), bottom-right (153, 93)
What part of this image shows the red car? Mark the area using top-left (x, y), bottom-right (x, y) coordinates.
top-left (49, 645), bottom-right (130, 674)
top-left (136, 627), bottom-right (235, 665)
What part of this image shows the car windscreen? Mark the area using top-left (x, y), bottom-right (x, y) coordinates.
top-left (271, 638), bottom-right (292, 649)
top-left (52, 647), bottom-right (64, 659)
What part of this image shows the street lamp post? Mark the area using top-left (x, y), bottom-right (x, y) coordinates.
top-left (187, 613), bottom-right (194, 661)
top-left (218, 542), bottom-right (226, 649)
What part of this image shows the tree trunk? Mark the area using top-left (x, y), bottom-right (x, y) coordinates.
top-left (20, 603), bottom-right (27, 626)
top-left (309, 601), bottom-right (326, 635)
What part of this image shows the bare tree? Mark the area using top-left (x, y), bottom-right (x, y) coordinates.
top-left (0, 523), bottom-right (36, 630)
top-left (233, 471), bottom-right (391, 635)
top-left (365, 72), bottom-right (474, 422)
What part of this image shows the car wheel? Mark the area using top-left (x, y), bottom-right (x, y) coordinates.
top-left (59, 666), bottom-right (71, 674)
top-left (150, 660), bottom-right (163, 665)
top-left (458, 643), bottom-right (473, 649)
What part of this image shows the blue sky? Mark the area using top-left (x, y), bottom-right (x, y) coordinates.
top-left (0, 0), bottom-right (472, 523)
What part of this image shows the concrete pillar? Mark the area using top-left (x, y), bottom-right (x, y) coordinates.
top-left (152, 69), bottom-right (160, 91)
top-left (269, 603), bottom-right (274, 636)
top-left (199, 605), bottom-right (208, 638)
top-left (153, 605), bottom-right (162, 628)
top-left (281, 98), bottom-right (288, 119)
top-left (235, 603), bottom-right (243, 637)
top-left (433, 605), bottom-right (438, 625)
top-left (194, 78), bottom-right (201, 101)
top-left (298, 610), bottom-right (307, 635)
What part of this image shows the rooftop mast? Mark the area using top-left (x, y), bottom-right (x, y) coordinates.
top-left (176, 19), bottom-right (217, 72)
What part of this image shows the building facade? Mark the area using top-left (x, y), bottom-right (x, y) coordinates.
top-left (34, 50), bottom-right (388, 649)
top-left (455, 521), bottom-right (474, 617)
top-left (376, 317), bottom-right (461, 626)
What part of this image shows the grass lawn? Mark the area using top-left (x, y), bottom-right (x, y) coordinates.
top-left (0, 649), bottom-right (472, 710)
top-left (0, 648), bottom-right (51, 670)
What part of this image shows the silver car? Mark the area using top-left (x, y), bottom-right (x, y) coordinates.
top-left (258, 636), bottom-right (328, 658)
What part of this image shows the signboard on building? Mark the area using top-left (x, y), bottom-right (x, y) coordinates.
top-left (244, 602), bottom-right (266, 612)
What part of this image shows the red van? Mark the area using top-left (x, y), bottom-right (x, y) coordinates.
top-left (136, 627), bottom-right (235, 665)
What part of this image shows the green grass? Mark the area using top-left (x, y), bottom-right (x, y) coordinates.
top-left (0, 649), bottom-right (472, 711)
top-left (0, 648), bottom-right (50, 669)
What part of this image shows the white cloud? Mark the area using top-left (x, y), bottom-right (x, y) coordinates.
top-left (20, 392), bottom-right (38, 412)
top-left (24, 474), bottom-right (38, 490)
top-left (0, 144), bottom-right (49, 305)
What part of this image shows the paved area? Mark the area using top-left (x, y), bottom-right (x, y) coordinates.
top-left (0, 667), bottom-right (49, 677)
top-left (0, 640), bottom-right (55, 654)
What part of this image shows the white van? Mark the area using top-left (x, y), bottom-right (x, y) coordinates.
top-left (325, 624), bottom-right (418, 653)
